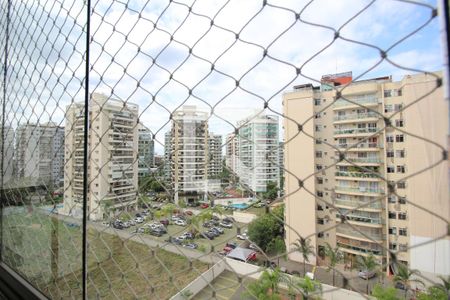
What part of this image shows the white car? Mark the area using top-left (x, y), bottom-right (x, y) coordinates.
top-left (174, 219), bottom-right (187, 226)
top-left (237, 233), bottom-right (248, 240)
top-left (219, 221), bottom-right (233, 228)
top-left (135, 217), bottom-right (144, 223)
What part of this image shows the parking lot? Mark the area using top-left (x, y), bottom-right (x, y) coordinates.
top-left (110, 205), bottom-right (250, 255)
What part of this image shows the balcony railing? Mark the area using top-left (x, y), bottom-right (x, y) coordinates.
top-left (333, 111), bottom-right (379, 122)
top-left (335, 171), bottom-right (380, 179)
top-left (335, 186), bottom-right (385, 195)
top-left (336, 226), bottom-right (384, 241)
top-left (334, 95), bottom-right (379, 108)
top-left (334, 198), bottom-right (383, 209)
top-left (334, 127), bottom-right (378, 135)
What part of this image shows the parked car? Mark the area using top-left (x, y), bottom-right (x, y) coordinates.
top-left (219, 221), bottom-right (233, 229)
top-left (113, 221), bottom-right (123, 229)
top-left (159, 219), bottom-right (169, 226)
top-left (249, 244), bottom-right (261, 252)
top-left (183, 243), bottom-right (198, 249)
top-left (225, 242), bottom-right (238, 249)
top-left (128, 220), bottom-right (136, 226)
top-left (211, 227), bottom-right (224, 234)
top-left (135, 227), bottom-right (145, 233)
top-left (174, 219), bottom-right (187, 226)
top-left (203, 221), bottom-right (213, 228)
top-left (358, 270), bottom-right (376, 280)
top-left (181, 232), bottom-right (195, 240)
top-left (135, 217), bottom-right (144, 223)
top-left (200, 203), bottom-right (209, 209)
top-left (237, 233), bottom-right (248, 240)
top-left (149, 229), bottom-right (164, 237)
top-left (122, 221), bottom-right (130, 228)
top-left (199, 231), bottom-right (215, 240)
top-left (207, 230), bottom-right (220, 237)
top-left (135, 213), bottom-right (142, 218)
top-left (222, 217), bottom-right (235, 223)
top-left (184, 210), bottom-right (193, 216)
top-left (223, 246), bottom-right (234, 253)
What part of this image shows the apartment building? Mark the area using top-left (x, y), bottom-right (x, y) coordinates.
top-left (63, 93), bottom-right (139, 221)
top-left (169, 105), bottom-right (209, 203)
top-left (138, 124), bottom-right (155, 178)
top-left (283, 71), bottom-right (449, 280)
top-left (1, 126), bottom-right (14, 184)
top-left (225, 133), bottom-right (239, 174)
top-left (208, 133), bottom-right (222, 178)
top-left (15, 123), bottom-right (64, 187)
top-left (236, 114), bottom-right (280, 193)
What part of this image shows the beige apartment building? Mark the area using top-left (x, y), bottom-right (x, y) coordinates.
top-left (63, 93), bottom-right (139, 221)
top-left (208, 133), bottom-right (223, 178)
top-left (283, 72), bottom-right (449, 281)
top-left (225, 133), bottom-right (239, 174)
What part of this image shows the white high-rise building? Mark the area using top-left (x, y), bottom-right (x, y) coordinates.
top-left (225, 133), bottom-right (239, 174)
top-left (138, 124), bottom-right (154, 178)
top-left (63, 93), bottom-right (139, 221)
top-left (15, 123), bottom-right (64, 187)
top-left (236, 114), bottom-right (280, 193)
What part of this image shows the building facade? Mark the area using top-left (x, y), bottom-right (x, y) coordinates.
top-left (283, 72), bottom-right (449, 280)
top-left (63, 93), bottom-right (139, 221)
top-left (225, 133), bottom-right (239, 174)
top-left (208, 133), bottom-right (222, 178)
top-left (1, 126), bottom-right (14, 185)
top-left (236, 114), bottom-right (280, 193)
top-left (169, 106), bottom-right (209, 203)
top-left (138, 124), bottom-right (155, 178)
top-left (15, 123), bottom-right (64, 187)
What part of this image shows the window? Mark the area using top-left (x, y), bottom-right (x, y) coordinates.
top-left (388, 195), bottom-right (396, 203)
top-left (396, 134), bottom-right (405, 142)
top-left (397, 165), bottom-right (406, 173)
top-left (397, 181), bottom-right (407, 189)
top-left (384, 104), bottom-right (394, 112)
top-left (388, 212), bottom-right (397, 219)
top-left (316, 191), bottom-right (323, 198)
top-left (315, 125), bottom-right (322, 131)
top-left (316, 164), bottom-right (323, 171)
top-left (315, 139), bottom-right (322, 144)
top-left (315, 151), bottom-right (323, 158)
top-left (389, 243), bottom-right (397, 251)
top-left (317, 205), bottom-right (323, 211)
top-left (398, 212), bottom-right (407, 220)
top-left (317, 177), bottom-right (323, 184)
top-left (399, 244), bottom-right (408, 252)
top-left (389, 227), bottom-right (397, 235)
top-left (386, 135), bottom-right (394, 143)
top-left (395, 119), bottom-right (404, 127)
top-left (386, 150), bottom-right (394, 158)
top-left (314, 98), bottom-right (321, 106)
top-left (318, 232), bottom-right (324, 238)
top-left (398, 197), bottom-right (406, 204)
top-left (315, 113), bottom-right (321, 119)
top-left (399, 228), bottom-right (408, 236)
top-left (394, 103), bottom-right (403, 111)
top-left (387, 166), bottom-right (395, 173)
top-left (396, 149), bottom-right (406, 158)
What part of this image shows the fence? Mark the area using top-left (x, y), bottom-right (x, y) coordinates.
top-left (0, 0), bottom-right (449, 299)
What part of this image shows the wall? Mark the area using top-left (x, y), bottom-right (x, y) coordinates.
top-left (170, 260), bottom-right (226, 300)
top-left (232, 211), bottom-right (257, 224)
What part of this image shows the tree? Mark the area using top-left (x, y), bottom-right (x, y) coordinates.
top-left (417, 286), bottom-right (448, 300)
top-left (292, 237), bottom-right (314, 276)
top-left (243, 269), bottom-right (282, 300)
top-left (356, 254), bottom-right (378, 295)
top-left (297, 276), bottom-right (322, 300)
top-left (323, 243), bottom-right (342, 286)
top-left (267, 237), bottom-right (286, 266)
top-left (433, 275), bottom-right (450, 297)
top-left (264, 181), bottom-right (279, 201)
top-left (247, 208), bottom-right (284, 253)
top-left (371, 284), bottom-right (400, 300)
top-left (102, 199), bottom-right (113, 221)
top-left (393, 264), bottom-right (423, 298)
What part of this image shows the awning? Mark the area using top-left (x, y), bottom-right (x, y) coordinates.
top-left (226, 247), bottom-right (256, 262)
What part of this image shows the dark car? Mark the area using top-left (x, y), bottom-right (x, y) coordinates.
top-left (203, 221), bottom-right (213, 228)
top-left (222, 217), bottom-right (235, 223)
top-left (113, 220), bottom-right (124, 229)
top-left (149, 229), bottom-right (164, 237)
top-left (199, 231), bottom-right (215, 240)
top-left (211, 227), bottom-right (224, 235)
top-left (182, 232), bottom-right (195, 240)
top-left (160, 219), bottom-right (169, 226)
top-left (135, 213), bottom-right (142, 218)
top-left (207, 230), bottom-right (220, 237)
top-left (226, 242), bottom-right (238, 249)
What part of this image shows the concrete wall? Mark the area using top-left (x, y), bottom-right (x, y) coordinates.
top-left (170, 260), bottom-right (226, 300)
top-left (232, 211), bottom-right (258, 224)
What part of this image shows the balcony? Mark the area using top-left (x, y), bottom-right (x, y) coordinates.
top-left (335, 197), bottom-right (382, 210)
top-left (336, 142), bottom-right (383, 151)
top-left (335, 185), bottom-right (384, 197)
top-left (336, 226), bottom-right (384, 242)
top-left (335, 171), bottom-right (381, 181)
top-left (333, 94), bottom-right (379, 110)
top-left (334, 127), bottom-right (379, 137)
top-left (333, 111), bottom-right (379, 123)
top-left (337, 240), bottom-right (383, 257)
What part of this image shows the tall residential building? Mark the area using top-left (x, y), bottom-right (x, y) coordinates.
top-left (138, 124), bottom-right (154, 178)
top-left (283, 72), bottom-right (449, 281)
top-left (164, 131), bottom-right (172, 180)
top-left (1, 126), bottom-right (14, 185)
top-left (63, 93), bottom-right (139, 221)
top-left (208, 133), bottom-right (222, 178)
top-left (236, 114), bottom-right (280, 193)
top-left (170, 105), bottom-right (209, 203)
top-left (225, 133), bottom-right (239, 174)
top-left (15, 123), bottom-right (64, 187)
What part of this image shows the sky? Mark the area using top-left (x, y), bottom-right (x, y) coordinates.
top-left (3, 0), bottom-right (444, 154)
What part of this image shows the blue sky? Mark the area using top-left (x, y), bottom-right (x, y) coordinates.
top-left (5, 0), bottom-right (444, 154)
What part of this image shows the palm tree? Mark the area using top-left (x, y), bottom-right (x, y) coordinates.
top-left (433, 275), bottom-right (450, 297)
top-left (393, 264), bottom-right (423, 298)
top-left (292, 237), bottom-right (314, 276)
top-left (297, 276), bottom-right (322, 300)
top-left (261, 268), bottom-right (282, 295)
top-left (243, 269), bottom-right (281, 300)
top-left (356, 253), bottom-right (378, 295)
top-left (371, 284), bottom-right (400, 300)
top-left (323, 243), bottom-right (342, 286)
